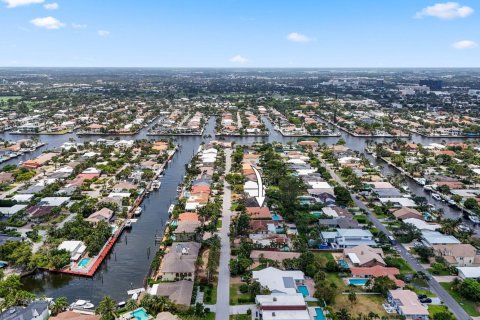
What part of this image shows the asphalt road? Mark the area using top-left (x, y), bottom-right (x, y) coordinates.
top-left (321, 158), bottom-right (471, 320)
top-left (215, 148), bottom-right (233, 320)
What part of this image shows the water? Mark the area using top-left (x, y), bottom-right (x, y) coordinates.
top-left (347, 278), bottom-right (369, 286)
top-left (314, 307), bottom-right (326, 320)
top-left (297, 285), bottom-right (309, 297)
top-left (0, 113), bottom-right (473, 303)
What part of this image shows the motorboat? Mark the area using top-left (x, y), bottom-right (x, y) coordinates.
top-left (469, 215), bottom-right (480, 224)
top-left (125, 219), bottom-right (132, 228)
top-left (431, 193), bottom-right (442, 201)
top-left (134, 207), bottom-right (142, 216)
top-left (152, 180), bottom-right (161, 189)
top-left (447, 199), bottom-right (456, 206)
top-left (71, 300), bottom-right (94, 309)
top-left (168, 204), bottom-right (175, 215)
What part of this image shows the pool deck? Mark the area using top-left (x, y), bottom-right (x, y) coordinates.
top-left (53, 149), bottom-right (176, 277)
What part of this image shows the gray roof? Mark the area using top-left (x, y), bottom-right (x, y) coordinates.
top-left (17, 185), bottom-right (45, 194)
top-left (160, 242), bottom-right (201, 274)
top-left (0, 301), bottom-right (48, 320)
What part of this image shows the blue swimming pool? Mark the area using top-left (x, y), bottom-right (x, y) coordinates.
top-left (310, 211), bottom-right (322, 217)
top-left (78, 258), bottom-right (90, 267)
top-left (297, 285), bottom-right (309, 297)
top-left (338, 259), bottom-right (350, 269)
top-left (272, 214), bottom-right (281, 221)
top-left (348, 278), bottom-right (369, 286)
top-left (131, 308), bottom-right (149, 320)
top-left (315, 307), bottom-right (326, 320)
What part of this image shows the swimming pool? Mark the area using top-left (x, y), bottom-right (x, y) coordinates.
top-left (310, 211), bottom-right (322, 217)
top-left (131, 308), bottom-right (149, 320)
top-left (314, 307), bottom-right (326, 320)
top-left (78, 258), bottom-right (90, 268)
top-left (297, 285), bottom-right (309, 297)
top-left (348, 278), bottom-right (369, 286)
top-left (272, 214), bottom-right (281, 221)
top-left (337, 259), bottom-right (350, 269)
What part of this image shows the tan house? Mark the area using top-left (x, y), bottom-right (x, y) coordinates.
top-left (392, 207), bottom-right (423, 220)
top-left (344, 244), bottom-right (386, 267)
top-left (85, 208), bottom-right (113, 224)
top-left (158, 242), bottom-right (200, 281)
top-left (433, 244), bottom-right (480, 267)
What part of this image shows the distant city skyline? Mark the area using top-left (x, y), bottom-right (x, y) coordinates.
top-left (0, 0), bottom-right (478, 68)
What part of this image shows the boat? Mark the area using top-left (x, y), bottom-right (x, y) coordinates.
top-left (71, 300), bottom-right (95, 309)
top-left (431, 193), bottom-right (442, 201)
top-left (125, 219), bottom-right (132, 228)
top-left (134, 207), bottom-right (142, 216)
top-left (423, 185), bottom-right (434, 192)
top-left (168, 204), bottom-right (175, 215)
top-left (447, 199), bottom-right (456, 206)
top-left (401, 185), bottom-right (410, 192)
top-left (152, 180), bottom-right (161, 189)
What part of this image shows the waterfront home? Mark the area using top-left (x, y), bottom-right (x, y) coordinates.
top-left (254, 293), bottom-right (311, 320)
top-left (50, 311), bottom-right (100, 320)
top-left (321, 228), bottom-right (376, 248)
top-left (112, 181), bottom-right (137, 193)
top-left (403, 218), bottom-right (440, 231)
top-left (351, 265), bottom-right (404, 287)
top-left (421, 230), bottom-right (461, 247)
top-left (0, 300), bottom-right (49, 320)
top-left (252, 267), bottom-right (305, 294)
top-left (149, 280), bottom-right (194, 306)
top-left (172, 221), bottom-right (201, 241)
top-left (387, 289), bottom-right (429, 320)
top-left (58, 240), bottom-right (87, 261)
top-left (343, 244), bottom-right (386, 267)
top-left (85, 208), bottom-right (114, 225)
top-left (378, 197), bottom-right (417, 208)
top-left (392, 207), bottom-right (423, 220)
top-left (158, 242), bottom-right (200, 281)
top-left (21, 152), bottom-right (58, 169)
top-left (433, 244), bottom-right (480, 267)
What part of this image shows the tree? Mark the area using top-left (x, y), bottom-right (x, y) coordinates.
top-left (458, 279), bottom-right (480, 302)
top-left (334, 186), bottom-right (353, 207)
top-left (335, 308), bottom-right (351, 320)
top-left (96, 296), bottom-right (117, 320)
top-left (414, 245), bottom-right (435, 263)
top-left (314, 280), bottom-right (337, 304)
top-left (125, 299), bottom-right (138, 311)
top-left (140, 294), bottom-right (172, 314)
top-left (433, 311), bottom-right (456, 320)
top-left (348, 289), bottom-right (357, 304)
top-left (371, 276), bottom-right (397, 296)
top-left (51, 297), bottom-right (69, 316)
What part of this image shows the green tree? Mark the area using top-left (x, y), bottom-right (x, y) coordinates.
top-left (96, 296), bottom-right (117, 320)
top-left (51, 297), bottom-right (69, 316)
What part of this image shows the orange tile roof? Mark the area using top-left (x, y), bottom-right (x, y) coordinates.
top-left (178, 212), bottom-right (200, 222)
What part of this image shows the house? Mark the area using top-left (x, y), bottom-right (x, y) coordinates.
top-left (387, 289), bottom-right (429, 320)
top-left (433, 244), bottom-right (480, 267)
top-left (172, 221), bottom-right (201, 241)
top-left (344, 245), bottom-right (385, 267)
top-left (0, 301), bottom-right (49, 320)
top-left (246, 207), bottom-right (272, 219)
top-left (252, 267), bottom-right (305, 294)
top-left (351, 266), bottom-right (404, 287)
top-left (85, 208), bottom-right (114, 225)
top-left (421, 230), bottom-right (460, 247)
top-left (0, 172), bottom-right (14, 184)
top-left (254, 293), bottom-right (311, 320)
top-left (112, 181), bottom-right (137, 192)
top-left (321, 229), bottom-right (376, 248)
top-left (50, 311), bottom-right (100, 320)
top-left (392, 207), bottom-right (423, 220)
top-left (159, 242), bottom-right (200, 281)
top-left (403, 218), bottom-right (440, 231)
top-left (150, 280), bottom-right (194, 306)
top-left (457, 267), bottom-right (480, 279)
top-left (58, 240), bottom-right (87, 261)
top-left (0, 205), bottom-right (27, 217)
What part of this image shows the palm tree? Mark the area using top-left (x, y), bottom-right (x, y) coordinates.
top-left (50, 297), bottom-right (69, 316)
top-left (140, 294), bottom-right (172, 315)
top-left (125, 299), bottom-right (138, 311)
top-left (96, 296), bottom-right (117, 320)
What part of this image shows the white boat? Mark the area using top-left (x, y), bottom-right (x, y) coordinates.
top-left (401, 185), bottom-right (410, 192)
top-left (134, 207), bottom-right (142, 216)
top-left (423, 185), bottom-right (434, 192)
top-left (432, 193), bottom-right (442, 201)
top-left (447, 199), bottom-right (456, 206)
top-left (152, 180), bottom-right (161, 189)
top-left (168, 204), bottom-right (175, 215)
top-left (469, 215), bottom-right (480, 224)
top-left (72, 300), bottom-right (95, 309)
top-left (125, 219), bottom-right (132, 228)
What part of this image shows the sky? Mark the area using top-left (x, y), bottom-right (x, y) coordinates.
top-left (0, 0), bottom-right (479, 68)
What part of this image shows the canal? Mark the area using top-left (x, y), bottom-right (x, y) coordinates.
top-left (0, 114), bottom-right (476, 303)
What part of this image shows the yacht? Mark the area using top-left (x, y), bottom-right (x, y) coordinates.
top-left (152, 180), bottom-right (161, 189)
top-left (125, 219), bottom-right (132, 228)
top-left (431, 193), bottom-right (442, 201)
top-left (168, 204), bottom-right (175, 215)
top-left (134, 207), bottom-right (142, 216)
top-left (71, 300), bottom-right (94, 310)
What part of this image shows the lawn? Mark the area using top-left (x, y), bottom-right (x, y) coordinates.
top-left (332, 293), bottom-right (387, 318)
top-left (385, 256), bottom-right (413, 274)
top-left (229, 315), bottom-right (250, 320)
top-left (201, 283), bottom-right (217, 304)
top-left (428, 305), bottom-right (452, 318)
top-left (230, 283), bottom-right (254, 305)
top-left (0, 96), bottom-right (21, 102)
top-left (313, 251), bottom-right (335, 268)
top-left (441, 282), bottom-right (480, 317)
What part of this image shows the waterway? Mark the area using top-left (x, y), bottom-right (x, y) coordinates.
top-left (0, 114), bottom-right (476, 303)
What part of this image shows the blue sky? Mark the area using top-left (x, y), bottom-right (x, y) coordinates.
top-left (0, 0), bottom-right (479, 67)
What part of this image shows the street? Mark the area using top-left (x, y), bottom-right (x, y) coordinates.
top-left (215, 148), bottom-right (233, 320)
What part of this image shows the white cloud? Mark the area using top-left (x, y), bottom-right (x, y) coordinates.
top-left (416, 2), bottom-right (474, 19)
top-left (30, 16), bottom-right (64, 29)
top-left (229, 55), bottom-right (248, 64)
top-left (72, 23), bottom-right (87, 29)
top-left (2, 0), bottom-right (43, 7)
top-left (43, 2), bottom-right (58, 10)
top-left (287, 32), bottom-right (312, 43)
top-left (452, 40), bottom-right (478, 49)
top-left (97, 30), bottom-right (110, 37)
